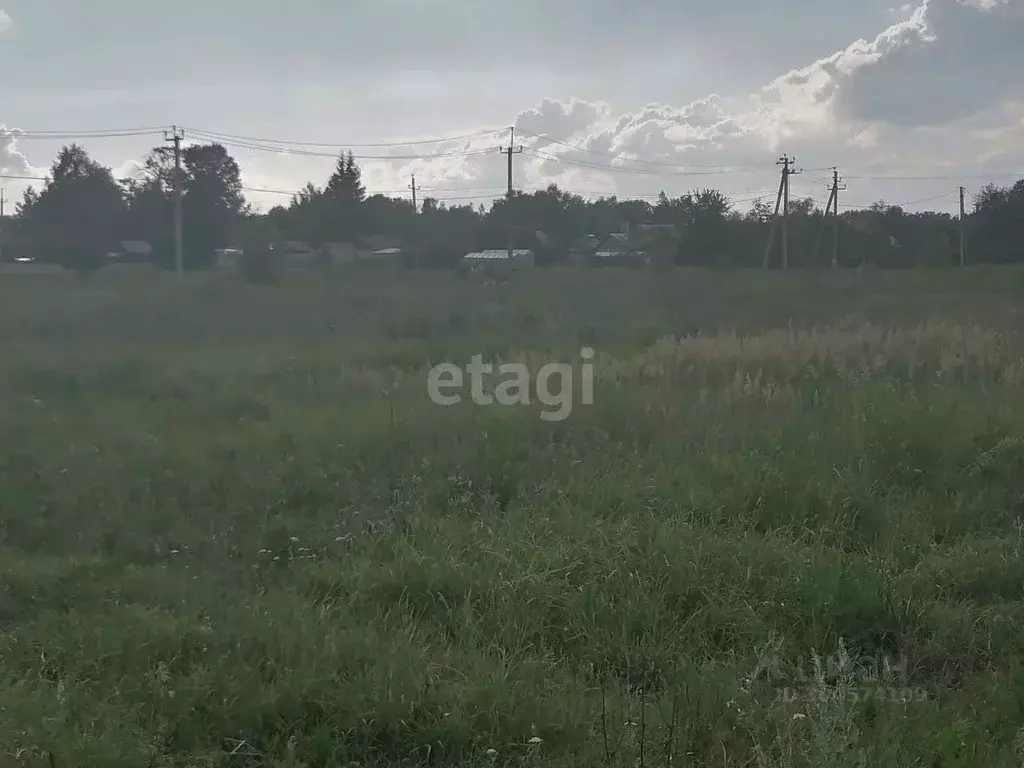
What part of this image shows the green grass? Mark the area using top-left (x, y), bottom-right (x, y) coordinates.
top-left (3, 267), bottom-right (1024, 767)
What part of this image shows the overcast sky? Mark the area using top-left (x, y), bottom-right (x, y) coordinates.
top-left (1, 0), bottom-right (1022, 214)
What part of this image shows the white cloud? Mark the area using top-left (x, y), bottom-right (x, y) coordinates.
top-left (0, 126), bottom-right (36, 176)
top-left (9, 0), bottom-right (1023, 215)
top-left (0, 10), bottom-right (12, 33)
top-left (350, 0), bottom-right (1024, 212)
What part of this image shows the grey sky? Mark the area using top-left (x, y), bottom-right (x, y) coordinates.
top-left (1, 0), bottom-right (1022, 213)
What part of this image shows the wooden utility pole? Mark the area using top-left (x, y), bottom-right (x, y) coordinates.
top-left (781, 155), bottom-right (800, 270)
top-left (830, 168), bottom-right (845, 269)
top-left (762, 155), bottom-right (798, 269)
top-left (813, 176), bottom-right (835, 268)
top-left (499, 127), bottom-right (523, 261)
top-left (410, 174), bottom-right (418, 213)
top-left (959, 185), bottom-right (966, 267)
top-left (164, 126), bottom-right (185, 277)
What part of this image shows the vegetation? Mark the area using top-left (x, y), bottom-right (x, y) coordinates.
top-left (6, 141), bottom-right (1024, 271)
top-left (3, 267), bottom-right (1024, 766)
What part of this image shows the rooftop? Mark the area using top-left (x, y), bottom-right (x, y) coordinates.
top-left (464, 249), bottom-right (533, 260)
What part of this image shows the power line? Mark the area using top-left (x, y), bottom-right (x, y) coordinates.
top-left (0, 173), bottom-right (47, 182)
top-left (186, 132), bottom-right (498, 161)
top-left (182, 126), bottom-right (500, 149)
top-left (834, 191), bottom-right (958, 209)
top-left (524, 148), bottom-right (763, 177)
top-left (239, 179), bottom-right (508, 197)
top-left (12, 127), bottom-right (170, 140)
top-left (844, 171), bottom-right (1023, 181)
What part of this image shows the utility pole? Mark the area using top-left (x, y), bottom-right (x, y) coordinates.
top-left (830, 168), bottom-right (845, 269)
top-left (780, 155), bottom-right (800, 270)
top-left (959, 185), bottom-right (966, 267)
top-left (499, 126), bottom-right (523, 261)
top-left (409, 174), bottom-right (418, 213)
top-left (501, 126), bottom-right (523, 197)
top-left (762, 155), bottom-right (798, 269)
top-left (0, 188), bottom-right (6, 219)
top-left (164, 126), bottom-right (185, 277)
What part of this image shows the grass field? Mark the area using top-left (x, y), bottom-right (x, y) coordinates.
top-left (3, 266), bottom-right (1024, 767)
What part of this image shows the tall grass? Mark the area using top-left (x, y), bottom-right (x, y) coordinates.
top-left (2, 268), bottom-right (1024, 766)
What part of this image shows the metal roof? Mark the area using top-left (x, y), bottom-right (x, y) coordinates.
top-left (464, 249), bottom-right (533, 260)
top-left (120, 240), bottom-right (152, 254)
top-left (596, 250), bottom-right (646, 259)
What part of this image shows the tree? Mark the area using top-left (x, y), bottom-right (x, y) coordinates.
top-left (121, 143), bottom-right (245, 269)
top-left (122, 173), bottom-right (172, 261)
top-left (182, 143), bottom-right (246, 268)
top-left (746, 198), bottom-right (773, 224)
top-left (20, 145), bottom-right (126, 274)
top-left (971, 180), bottom-right (1024, 263)
top-left (15, 186), bottom-right (39, 218)
top-left (325, 151), bottom-right (366, 203)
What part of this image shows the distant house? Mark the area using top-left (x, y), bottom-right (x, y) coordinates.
top-left (569, 234), bottom-right (601, 265)
top-left (462, 249), bottom-right (535, 272)
top-left (358, 234), bottom-right (405, 252)
top-left (322, 241), bottom-right (358, 265)
top-left (101, 240), bottom-right (159, 273)
top-left (215, 248), bottom-right (244, 270)
top-left (272, 240), bottom-right (325, 270)
top-left (594, 233), bottom-right (646, 266)
top-left (355, 235), bottom-right (410, 266)
top-left (107, 240), bottom-right (154, 261)
top-left (592, 224), bottom-right (681, 267)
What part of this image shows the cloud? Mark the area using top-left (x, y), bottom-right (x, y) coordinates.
top-left (0, 125), bottom-right (36, 176)
top-left (0, 10), bottom-right (12, 33)
top-left (774, 0), bottom-right (1024, 127)
top-left (514, 98), bottom-right (612, 143)
top-left (344, 0), bottom-right (1024, 214)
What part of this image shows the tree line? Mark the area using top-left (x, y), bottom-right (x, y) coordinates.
top-left (4, 142), bottom-right (1023, 272)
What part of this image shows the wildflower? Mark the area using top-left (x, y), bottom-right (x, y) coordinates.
top-left (485, 748), bottom-right (497, 757)
top-left (528, 736), bottom-right (543, 745)
top-left (289, 536), bottom-right (300, 544)
top-left (792, 713), bottom-right (807, 721)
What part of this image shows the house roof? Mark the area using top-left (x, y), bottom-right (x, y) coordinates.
top-left (601, 226), bottom-right (680, 251)
top-left (598, 233), bottom-right (643, 253)
top-left (120, 240), bottom-right (152, 254)
top-left (595, 250), bottom-right (646, 259)
top-left (464, 249), bottom-right (533, 260)
top-left (571, 234), bottom-right (601, 252)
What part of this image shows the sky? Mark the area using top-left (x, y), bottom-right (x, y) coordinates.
top-left (1, 0), bottom-right (1022, 216)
